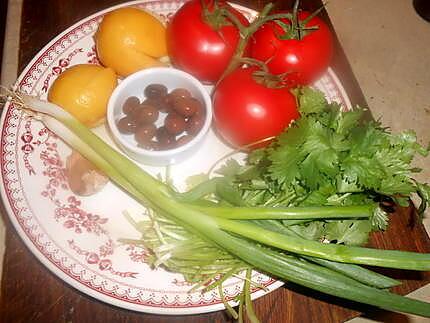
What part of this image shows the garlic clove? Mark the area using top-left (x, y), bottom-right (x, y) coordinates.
top-left (66, 150), bottom-right (109, 196)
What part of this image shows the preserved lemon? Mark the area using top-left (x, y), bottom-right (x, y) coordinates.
top-left (48, 64), bottom-right (117, 127)
top-left (95, 7), bottom-right (167, 77)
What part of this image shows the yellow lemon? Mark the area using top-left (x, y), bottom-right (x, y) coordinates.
top-left (95, 7), bottom-right (167, 77)
top-left (48, 64), bottom-right (117, 127)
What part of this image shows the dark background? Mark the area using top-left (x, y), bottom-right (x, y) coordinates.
top-left (0, 0), bottom-right (8, 78)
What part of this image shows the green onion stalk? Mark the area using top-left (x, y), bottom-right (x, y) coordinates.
top-left (3, 92), bottom-right (430, 318)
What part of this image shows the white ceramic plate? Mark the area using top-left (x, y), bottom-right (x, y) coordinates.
top-left (0, 0), bottom-right (351, 315)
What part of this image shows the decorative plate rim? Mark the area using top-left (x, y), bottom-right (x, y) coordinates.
top-left (0, 0), bottom-right (351, 316)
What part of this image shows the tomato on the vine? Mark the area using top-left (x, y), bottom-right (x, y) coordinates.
top-left (250, 10), bottom-right (333, 87)
top-left (213, 66), bottom-right (299, 148)
top-left (167, 0), bottom-right (249, 84)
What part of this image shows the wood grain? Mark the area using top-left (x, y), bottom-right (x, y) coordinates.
top-left (1, 1), bottom-right (429, 322)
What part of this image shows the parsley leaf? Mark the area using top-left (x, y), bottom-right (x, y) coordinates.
top-left (215, 158), bottom-right (242, 177)
top-left (371, 207), bottom-right (389, 230)
top-left (325, 220), bottom-right (372, 246)
top-left (298, 87), bottom-right (326, 114)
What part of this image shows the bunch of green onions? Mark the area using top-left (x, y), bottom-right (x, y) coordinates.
top-left (3, 92), bottom-right (430, 320)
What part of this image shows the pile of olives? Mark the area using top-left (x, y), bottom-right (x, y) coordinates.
top-left (116, 84), bottom-right (206, 150)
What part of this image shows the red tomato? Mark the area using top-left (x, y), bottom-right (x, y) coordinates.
top-left (213, 67), bottom-right (299, 148)
top-left (250, 11), bottom-right (333, 87)
top-left (167, 0), bottom-right (249, 84)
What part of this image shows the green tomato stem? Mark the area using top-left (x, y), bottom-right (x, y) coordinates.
top-left (217, 3), bottom-right (293, 84)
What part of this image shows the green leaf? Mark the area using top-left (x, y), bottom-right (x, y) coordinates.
top-left (333, 108), bottom-right (363, 135)
top-left (288, 221), bottom-right (326, 241)
top-left (415, 181), bottom-right (430, 216)
top-left (371, 207), bottom-right (389, 230)
top-left (378, 177), bottom-right (416, 195)
top-left (216, 179), bottom-right (247, 206)
top-left (186, 173), bottom-right (210, 190)
top-left (336, 175), bottom-right (361, 194)
top-left (375, 148), bottom-right (411, 177)
top-left (393, 195), bottom-right (411, 208)
top-left (268, 145), bottom-right (303, 186)
top-left (348, 122), bottom-right (389, 156)
top-left (235, 165), bottom-right (262, 182)
top-left (341, 155), bottom-right (384, 190)
top-left (330, 131), bottom-right (351, 153)
top-left (392, 130), bottom-right (429, 157)
top-left (216, 159), bottom-right (243, 177)
top-left (325, 220), bottom-right (372, 246)
top-left (241, 189), bottom-right (271, 206)
top-left (300, 153), bottom-right (321, 190)
top-left (298, 87), bottom-right (327, 115)
top-left (248, 148), bottom-right (266, 165)
top-left (300, 183), bottom-right (336, 206)
top-left (275, 117), bottom-right (310, 148)
top-left (337, 193), bottom-right (373, 206)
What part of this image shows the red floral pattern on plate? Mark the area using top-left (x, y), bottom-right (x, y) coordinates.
top-left (36, 129), bottom-right (109, 235)
top-left (126, 244), bottom-right (150, 263)
top-left (41, 48), bottom-right (84, 93)
top-left (87, 45), bottom-right (101, 65)
top-left (68, 239), bottom-right (138, 278)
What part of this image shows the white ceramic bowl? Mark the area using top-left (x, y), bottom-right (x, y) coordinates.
top-left (107, 67), bottom-right (212, 166)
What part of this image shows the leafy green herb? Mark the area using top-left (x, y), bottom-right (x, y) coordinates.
top-left (206, 88), bottom-right (429, 245)
top-left (325, 220), bottom-right (372, 246)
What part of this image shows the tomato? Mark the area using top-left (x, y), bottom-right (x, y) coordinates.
top-left (213, 66), bottom-right (299, 148)
top-left (167, 0), bottom-right (249, 84)
top-left (250, 11), bottom-right (333, 87)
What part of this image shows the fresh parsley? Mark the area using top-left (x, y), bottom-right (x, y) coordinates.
top-left (212, 88), bottom-right (430, 245)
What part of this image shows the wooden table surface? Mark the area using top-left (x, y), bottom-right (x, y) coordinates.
top-left (1, 0), bottom-right (429, 322)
